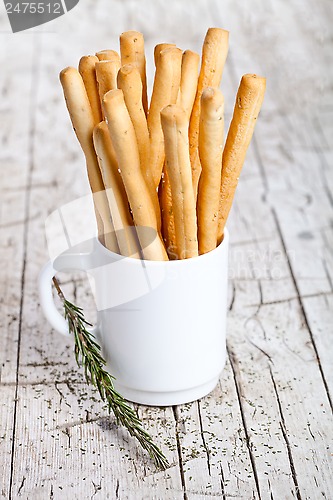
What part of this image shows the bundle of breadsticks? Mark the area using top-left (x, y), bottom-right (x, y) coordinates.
top-left (60, 28), bottom-right (266, 261)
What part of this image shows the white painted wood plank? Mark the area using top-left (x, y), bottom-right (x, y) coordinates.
top-left (173, 367), bottom-right (258, 498)
top-left (9, 383), bottom-right (182, 499)
top-left (228, 285), bottom-right (333, 498)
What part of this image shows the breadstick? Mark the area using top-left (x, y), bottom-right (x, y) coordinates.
top-left (117, 64), bottom-right (161, 230)
top-left (96, 50), bottom-right (120, 62)
top-left (93, 122), bottom-right (141, 258)
top-left (154, 47), bottom-right (179, 249)
top-left (197, 87), bottom-right (224, 254)
top-left (161, 105), bottom-right (198, 259)
top-left (155, 47), bottom-right (177, 242)
top-left (152, 45), bottom-right (182, 244)
top-left (154, 43), bottom-right (176, 66)
top-left (178, 50), bottom-right (200, 119)
top-left (119, 31), bottom-right (148, 115)
top-left (59, 67), bottom-right (119, 253)
top-left (155, 47), bottom-right (188, 249)
top-left (148, 47), bottom-right (182, 188)
top-left (217, 74), bottom-right (266, 244)
top-left (189, 28), bottom-right (229, 197)
top-left (78, 55), bottom-right (102, 125)
top-left (103, 89), bottom-right (168, 261)
top-left (95, 59), bottom-right (121, 113)
top-left (159, 168), bottom-right (178, 259)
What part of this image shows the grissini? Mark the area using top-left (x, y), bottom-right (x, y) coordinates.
top-left (159, 168), bottom-right (178, 259)
top-left (153, 44), bottom-right (180, 215)
top-left (189, 28), bottom-right (229, 197)
top-left (93, 121), bottom-right (141, 258)
top-left (59, 67), bottom-right (119, 253)
top-left (154, 45), bottom-right (182, 256)
top-left (117, 64), bottom-right (161, 230)
top-left (103, 89), bottom-right (168, 261)
top-left (197, 87), bottom-right (224, 254)
top-left (159, 48), bottom-right (195, 258)
top-left (217, 74), bottom-right (266, 244)
top-left (162, 49), bottom-right (198, 248)
top-left (95, 59), bottom-right (121, 115)
top-left (96, 50), bottom-right (120, 62)
top-left (154, 43), bottom-right (176, 66)
top-left (78, 55), bottom-right (102, 125)
top-left (178, 50), bottom-right (200, 120)
top-left (119, 31), bottom-right (148, 116)
top-left (148, 47), bottom-right (182, 188)
top-left (161, 105), bottom-right (198, 259)
top-left (149, 45), bottom-right (182, 249)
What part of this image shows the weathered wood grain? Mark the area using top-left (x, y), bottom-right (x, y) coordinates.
top-left (227, 297), bottom-right (333, 498)
top-left (9, 382), bottom-right (184, 499)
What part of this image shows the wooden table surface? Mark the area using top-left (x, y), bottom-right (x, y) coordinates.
top-left (1, 0), bottom-right (332, 498)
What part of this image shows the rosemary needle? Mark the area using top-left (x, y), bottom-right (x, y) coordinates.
top-left (52, 277), bottom-right (169, 471)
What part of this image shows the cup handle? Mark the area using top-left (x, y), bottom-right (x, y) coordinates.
top-left (38, 252), bottom-right (96, 337)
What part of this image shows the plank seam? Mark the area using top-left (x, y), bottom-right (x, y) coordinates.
top-left (196, 400), bottom-right (212, 476)
top-left (172, 406), bottom-right (188, 500)
top-left (226, 344), bottom-right (262, 500)
top-left (269, 366), bottom-right (301, 500)
top-left (219, 463), bottom-right (226, 500)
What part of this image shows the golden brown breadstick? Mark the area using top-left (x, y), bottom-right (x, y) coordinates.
top-left (93, 122), bottom-right (141, 258)
top-left (189, 28), bottom-right (229, 197)
top-left (120, 31), bottom-right (148, 115)
top-left (117, 64), bottom-right (161, 230)
top-left (154, 47), bottom-right (179, 249)
top-left (154, 47), bottom-right (185, 248)
top-left (159, 168), bottom-right (178, 259)
top-left (152, 45), bottom-right (182, 242)
top-left (178, 50), bottom-right (200, 119)
top-left (161, 105), bottom-right (198, 259)
top-left (78, 55), bottom-right (102, 125)
top-left (154, 43), bottom-right (176, 66)
top-left (148, 47), bottom-right (182, 188)
top-left (217, 74), bottom-right (266, 243)
top-left (96, 50), bottom-right (120, 62)
top-left (159, 46), bottom-right (186, 254)
top-left (103, 89), bottom-right (168, 261)
top-left (155, 44), bottom-right (178, 243)
top-left (95, 59), bottom-right (121, 113)
top-left (197, 87), bottom-right (224, 254)
top-left (59, 67), bottom-right (119, 253)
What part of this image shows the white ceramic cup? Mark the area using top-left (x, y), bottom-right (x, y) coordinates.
top-left (39, 229), bottom-right (229, 406)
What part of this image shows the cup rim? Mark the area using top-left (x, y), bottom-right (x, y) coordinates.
top-left (95, 227), bottom-right (229, 266)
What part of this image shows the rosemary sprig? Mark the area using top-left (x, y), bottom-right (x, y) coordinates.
top-left (52, 277), bottom-right (169, 471)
